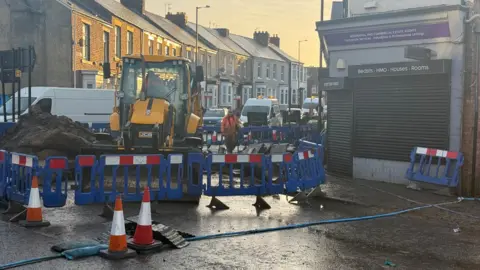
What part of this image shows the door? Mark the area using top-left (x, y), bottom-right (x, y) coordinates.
top-left (327, 90), bottom-right (353, 176)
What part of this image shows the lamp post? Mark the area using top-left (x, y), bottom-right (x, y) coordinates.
top-left (297, 39), bottom-right (307, 105)
top-left (195, 5), bottom-right (210, 68)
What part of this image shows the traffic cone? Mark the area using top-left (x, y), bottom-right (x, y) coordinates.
top-left (99, 195), bottom-right (137, 260)
top-left (127, 187), bottom-right (163, 254)
top-left (19, 176), bottom-right (50, 227)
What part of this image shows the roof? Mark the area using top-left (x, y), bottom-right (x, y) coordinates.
top-left (186, 22), bottom-right (233, 52)
top-left (206, 29), bottom-right (249, 57)
top-left (145, 11), bottom-right (209, 49)
top-left (94, 0), bottom-right (172, 40)
top-left (229, 34), bottom-right (284, 61)
top-left (269, 44), bottom-right (299, 64)
top-left (69, 0), bottom-right (112, 23)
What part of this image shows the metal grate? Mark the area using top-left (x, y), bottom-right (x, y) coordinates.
top-left (327, 90), bottom-right (353, 176)
top-left (353, 74), bottom-right (450, 162)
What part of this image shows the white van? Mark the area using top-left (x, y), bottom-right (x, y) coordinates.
top-left (0, 87), bottom-right (115, 132)
top-left (240, 97), bottom-right (282, 126)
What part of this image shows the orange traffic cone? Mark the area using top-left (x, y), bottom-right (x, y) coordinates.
top-left (19, 176), bottom-right (50, 227)
top-left (99, 195), bottom-right (137, 260)
top-left (128, 187), bottom-right (163, 254)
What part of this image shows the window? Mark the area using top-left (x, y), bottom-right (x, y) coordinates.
top-left (200, 54), bottom-right (205, 65)
top-left (243, 62), bottom-right (247, 78)
top-left (228, 85), bottom-right (232, 104)
top-left (223, 55), bottom-right (227, 70)
top-left (165, 46), bottom-right (170, 56)
top-left (300, 66), bottom-right (304, 82)
top-left (221, 85), bottom-right (227, 105)
top-left (280, 88), bottom-right (288, 105)
top-left (292, 89), bottom-right (297, 104)
top-left (230, 56), bottom-right (235, 75)
top-left (148, 40), bottom-right (153, 55)
top-left (82, 23), bottom-right (91, 61)
top-left (208, 55), bottom-right (212, 76)
top-left (172, 47), bottom-right (177, 56)
top-left (242, 86), bottom-right (252, 104)
top-left (266, 63), bottom-right (270, 79)
top-left (157, 43), bottom-right (162, 55)
top-left (115, 26), bottom-right (121, 58)
top-left (267, 88), bottom-right (273, 97)
top-left (103, 31), bottom-right (109, 63)
top-left (281, 66), bottom-right (285, 81)
top-left (37, 98), bottom-right (52, 113)
top-left (256, 86), bottom-right (265, 96)
top-left (127, 31), bottom-right (133, 55)
top-left (257, 62), bottom-right (262, 78)
top-left (187, 50), bottom-right (192, 60)
top-left (273, 64), bottom-right (277, 80)
top-left (293, 65), bottom-right (298, 80)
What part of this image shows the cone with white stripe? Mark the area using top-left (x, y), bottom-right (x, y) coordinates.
top-left (99, 195), bottom-right (137, 260)
top-left (127, 187), bottom-right (163, 254)
top-left (19, 176), bottom-right (50, 227)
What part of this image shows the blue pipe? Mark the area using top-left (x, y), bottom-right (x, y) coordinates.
top-left (187, 201), bottom-right (458, 242)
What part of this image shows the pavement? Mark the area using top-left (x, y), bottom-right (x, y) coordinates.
top-left (1, 175), bottom-right (480, 269)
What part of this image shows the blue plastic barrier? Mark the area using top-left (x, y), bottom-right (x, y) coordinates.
top-left (406, 147), bottom-right (464, 187)
top-left (0, 150), bottom-right (9, 200)
top-left (0, 137), bottom-right (326, 209)
top-left (204, 154), bottom-right (268, 196)
top-left (42, 157), bottom-right (69, 207)
top-left (76, 154), bottom-right (186, 204)
top-left (8, 152), bottom-right (38, 205)
top-left (0, 122), bottom-right (15, 137)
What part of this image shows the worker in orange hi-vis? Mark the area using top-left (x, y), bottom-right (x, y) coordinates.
top-left (221, 109), bottom-right (241, 153)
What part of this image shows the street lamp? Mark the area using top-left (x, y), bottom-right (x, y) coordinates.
top-left (195, 5), bottom-right (210, 68)
top-left (297, 39), bottom-right (307, 106)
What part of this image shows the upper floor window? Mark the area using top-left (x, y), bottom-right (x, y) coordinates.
top-left (230, 56), bottom-right (235, 75)
top-left (157, 42), bottom-right (162, 55)
top-left (148, 40), bottom-right (153, 55)
top-left (266, 63), bottom-right (270, 79)
top-left (292, 65), bottom-right (298, 80)
top-left (281, 66), bottom-right (285, 81)
top-left (103, 31), bottom-right (109, 63)
top-left (257, 62), bottom-right (262, 78)
top-left (114, 26), bottom-right (121, 58)
top-left (273, 64), bottom-right (277, 80)
top-left (165, 46), bottom-right (170, 56)
top-left (82, 23), bottom-right (91, 61)
top-left (172, 47), bottom-right (177, 56)
top-left (127, 31), bottom-right (133, 55)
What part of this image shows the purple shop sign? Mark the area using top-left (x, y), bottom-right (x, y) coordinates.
top-left (324, 22), bottom-right (450, 47)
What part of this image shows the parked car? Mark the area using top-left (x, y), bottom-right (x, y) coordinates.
top-left (203, 108), bottom-right (228, 127)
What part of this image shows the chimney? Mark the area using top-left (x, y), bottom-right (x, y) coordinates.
top-left (120, 0), bottom-right (145, 14)
top-left (166, 12), bottom-right (188, 28)
top-left (269, 34), bottom-right (280, 47)
top-left (215, 28), bottom-right (230, 37)
top-left (253, 31), bottom-right (270, 47)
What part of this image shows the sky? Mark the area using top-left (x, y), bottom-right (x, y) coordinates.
top-left (145, 0), bottom-right (333, 66)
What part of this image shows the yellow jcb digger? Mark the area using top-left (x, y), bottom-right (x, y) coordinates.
top-left (81, 55), bottom-right (205, 203)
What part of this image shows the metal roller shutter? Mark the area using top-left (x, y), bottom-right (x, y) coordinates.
top-left (327, 90), bottom-right (353, 176)
top-left (353, 74), bottom-right (450, 161)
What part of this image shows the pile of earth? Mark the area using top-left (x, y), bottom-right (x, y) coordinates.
top-left (0, 105), bottom-right (100, 159)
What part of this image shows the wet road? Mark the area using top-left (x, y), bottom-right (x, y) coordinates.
top-left (1, 177), bottom-right (480, 269)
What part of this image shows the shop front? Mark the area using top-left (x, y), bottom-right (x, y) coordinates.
top-left (316, 5), bottom-right (467, 183)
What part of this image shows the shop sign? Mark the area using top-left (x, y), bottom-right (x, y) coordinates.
top-left (349, 60), bottom-right (451, 78)
top-left (319, 77), bottom-right (347, 91)
top-left (325, 22), bottom-right (450, 47)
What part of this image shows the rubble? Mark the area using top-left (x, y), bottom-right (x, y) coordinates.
top-left (0, 105), bottom-right (100, 159)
